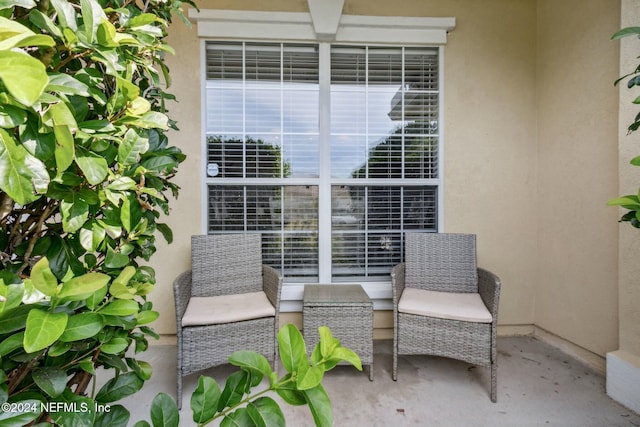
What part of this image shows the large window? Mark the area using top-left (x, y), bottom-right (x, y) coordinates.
top-left (205, 41), bottom-right (441, 283)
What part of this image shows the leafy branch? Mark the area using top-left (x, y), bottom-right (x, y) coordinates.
top-left (134, 325), bottom-right (362, 427)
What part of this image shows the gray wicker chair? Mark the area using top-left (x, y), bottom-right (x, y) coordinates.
top-left (173, 234), bottom-right (282, 408)
top-left (392, 232), bottom-right (501, 402)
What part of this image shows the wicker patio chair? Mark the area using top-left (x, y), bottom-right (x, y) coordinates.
top-left (392, 232), bottom-right (501, 402)
top-left (173, 234), bottom-right (282, 408)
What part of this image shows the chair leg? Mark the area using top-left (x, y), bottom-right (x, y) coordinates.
top-left (392, 334), bottom-right (398, 381)
top-left (490, 360), bottom-right (497, 403)
top-left (177, 331), bottom-right (183, 410)
top-left (392, 313), bottom-right (398, 381)
top-left (177, 371), bottom-right (182, 410)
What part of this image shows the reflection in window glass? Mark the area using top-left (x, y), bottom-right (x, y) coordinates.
top-left (331, 185), bottom-right (437, 281)
top-left (331, 46), bottom-right (439, 182)
top-left (208, 185), bottom-right (319, 281)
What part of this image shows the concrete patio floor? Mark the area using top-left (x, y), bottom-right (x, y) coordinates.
top-left (111, 336), bottom-right (640, 427)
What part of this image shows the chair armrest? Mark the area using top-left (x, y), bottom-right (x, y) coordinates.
top-left (391, 263), bottom-right (406, 306)
top-left (478, 267), bottom-right (501, 320)
top-left (262, 265), bottom-right (282, 310)
top-left (173, 270), bottom-right (192, 325)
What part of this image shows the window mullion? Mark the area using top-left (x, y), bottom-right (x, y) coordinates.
top-left (318, 42), bottom-right (332, 283)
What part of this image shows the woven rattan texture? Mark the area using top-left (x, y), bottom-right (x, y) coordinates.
top-left (405, 232), bottom-right (478, 293)
top-left (304, 305), bottom-right (373, 365)
top-left (191, 234), bottom-right (263, 297)
top-left (393, 233), bottom-right (501, 402)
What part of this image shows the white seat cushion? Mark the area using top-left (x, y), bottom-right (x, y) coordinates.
top-left (398, 287), bottom-right (492, 323)
top-left (182, 291), bottom-right (275, 327)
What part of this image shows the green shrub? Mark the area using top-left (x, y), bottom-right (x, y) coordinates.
top-left (0, 0), bottom-right (190, 424)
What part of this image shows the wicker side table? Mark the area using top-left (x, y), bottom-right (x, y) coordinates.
top-left (303, 284), bottom-right (374, 380)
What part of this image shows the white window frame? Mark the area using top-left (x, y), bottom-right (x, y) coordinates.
top-left (192, 7), bottom-right (455, 310)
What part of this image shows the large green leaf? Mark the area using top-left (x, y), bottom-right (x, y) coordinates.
top-left (126, 358), bottom-right (152, 381)
top-left (0, 104), bottom-right (27, 128)
top-left (57, 272), bottom-right (110, 301)
top-left (96, 372), bottom-right (144, 403)
top-left (229, 351), bottom-right (273, 386)
top-left (302, 384), bottom-right (332, 427)
top-left (50, 0), bottom-right (77, 31)
top-left (23, 309), bottom-right (68, 353)
top-left (0, 128), bottom-right (49, 205)
top-left (124, 111), bottom-right (169, 130)
top-left (612, 26), bottom-right (640, 40)
top-left (0, 281), bottom-right (23, 313)
top-left (107, 176), bottom-right (137, 191)
top-left (96, 19), bottom-right (118, 47)
top-left (217, 371), bottom-right (249, 412)
top-left (75, 146), bottom-right (109, 185)
top-left (79, 222), bottom-right (106, 252)
top-left (0, 49), bottom-right (48, 106)
top-left (120, 193), bottom-right (143, 233)
top-left (156, 223), bottom-right (173, 244)
top-left (30, 257), bottom-right (58, 296)
top-left (32, 367), bottom-right (67, 397)
top-left (118, 128), bottom-right (149, 165)
top-left (59, 312), bottom-right (104, 342)
top-left (0, 16), bottom-right (54, 47)
top-left (191, 376), bottom-right (220, 425)
top-left (149, 393), bottom-right (179, 427)
top-left (327, 347), bottom-right (362, 371)
top-left (246, 397), bottom-right (285, 427)
top-left (80, 0), bottom-right (106, 44)
top-left (112, 265), bottom-right (136, 288)
top-left (0, 331), bottom-right (24, 356)
top-left (105, 246), bottom-right (130, 268)
top-left (136, 309), bottom-right (159, 324)
top-left (141, 155), bottom-right (177, 173)
top-left (53, 124), bottom-right (75, 172)
top-left (0, 304), bottom-right (30, 333)
top-left (296, 364), bottom-right (323, 391)
top-left (60, 198), bottom-right (89, 233)
top-left (101, 337), bottom-right (129, 354)
top-left (127, 13), bottom-right (158, 28)
top-left (277, 323), bottom-right (308, 373)
top-left (220, 408), bottom-right (253, 427)
top-left (99, 300), bottom-right (139, 316)
top-left (0, 0), bottom-right (36, 9)
top-left (47, 73), bottom-right (90, 96)
top-left (47, 100), bottom-right (78, 128)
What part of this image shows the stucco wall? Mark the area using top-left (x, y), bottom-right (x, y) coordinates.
top-left (535, 0), bottom-right (620, 356)
top-left (149, 0), bottom-right (621, 360)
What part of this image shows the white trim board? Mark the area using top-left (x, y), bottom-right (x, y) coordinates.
top-left (607, 350), bottom-right (640, 413)
top-left (188, 9), bottom-right (455, 45)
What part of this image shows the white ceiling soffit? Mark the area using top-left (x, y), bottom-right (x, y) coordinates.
top-left (188, 5), bottom-right (456, 45)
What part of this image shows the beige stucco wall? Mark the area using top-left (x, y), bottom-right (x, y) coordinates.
top-left (535, 0), bottom-right (620, 356)
top-left (148, 0), bottom-right (622, 360)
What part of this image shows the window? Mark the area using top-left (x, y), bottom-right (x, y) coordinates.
top-left (205, 42), bottom-right (441, 284)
